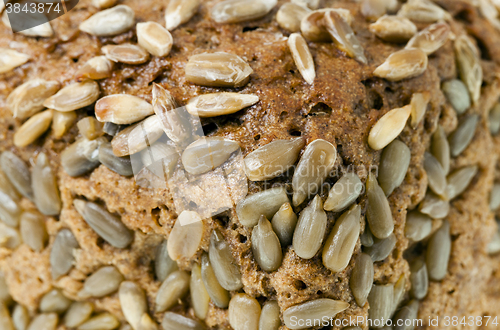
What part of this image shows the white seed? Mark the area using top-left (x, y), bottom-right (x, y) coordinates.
top-left (161, 312), bottom-right (204, 330)
top-left (397, 0), bottom-right (451, 23)
top-left (92, 0), bottom-right (117, 9)
top-left (43, 80), bottom-right (100, 112)
top-left (228, 293), bottom-right (261, 330)
top-left (293, 195), bottom-right (327, 259)
top-left (137, 22), bottom-right (173, 57)
top-left (165, 0), bottom-right (201, 31)
top-left (19, 212), bottom-right (47, 252)
top-left (119, 281), bottom-right (147, 330)
top-left (181, 137), bottom-right (240, 175)
top-left (79, 5), bottom-right (135, 37)
top-left (186, 92), bottom-right (259, 118)
top-left (32, 152), bottom-right (61, 216)
top-left (39, 289), bottom-right (72, 313)
top-left (209, 229), bottom-right (243, 291)
top-left (369, 15), bottom-right (417, 43)
top-left (276, 3), bottom-right (311, 33)
top-left (76, 56), bottom-right (114, 81)
top-left (50, 229), bottom-right (79, 280)
top-left (102, 44), bottom-right (150, 65)
top-left (52, 111), bottom-right (77, 139)
top-left (373, 48), bottom-right (428, 81)
top-left (167, 211), bottom-right (203, 260)
top-left (324, 173), bottom-right (363, 212)
top-left (12, 304), bottom-right (29, 330)
top-left (259, 300), bottom-right (280, 330)
top-left (300, 9), bottom-right (353, 42)
top-left (77, 313), bottom-right (119, 330)
top-left (0, 48), bottom-right (30, 74)
top-left (190, 264), bottom-right (210, 320)
top-left (7, 79), bottom-right (60, 119)
top-left (288, 33), bottom-right (315, 84)
top-left (455, 34), bottom-right (482, 103)
top-left (78, 116), bottom-right (104, 140)
top-left (366, 172), bottom-right (394, 239)
top-left (155, 270), bottom-right (190, 313)
top-left (137, 314), bottom-right (158, 330)
top-left (64, 302), bottom-right (93, 328)
top-left (292, 0), bottom-right (319, 9)
top-left (0, 222), bottom-right (21, 249)
top-left (95, 94), bottom-right (154, 125)
top-left (13, 109), bottom-right (53, 147)
top-left (283, 299), bottom-right (349, 330)
top-left (78, 266), bottom-right (123, 299)
top-left (252, 215), bottom-right (283, 272)
top-left (111, 115), bottom-right (164, 157)
top-left (368, 105), bottom-right (411, 150)
top-left (155, 239), bottom-right (178, 282)
top-left (271, 202), bottom-right (298, 247)
top-left (27, 313), bottom-right (58, 330)
top-left (406, 22), bottom-right (451, 55)
top-left (211, 0), bottom-right (277, 24)
top-left (410, 91), bottom-right (430, 128)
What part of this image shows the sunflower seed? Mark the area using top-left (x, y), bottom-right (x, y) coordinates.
top-left (19, 212), bottom-right (47, 252)
top-left (182, 137), bottom-right (240, 175)
top-left (448, 115), bottom-right (479, 157)
top-left (323, 11), bottom-right (367, 64)
top-left (244, 138), bottom-right (304, 181)
top-left (119, 281), bottom-right (147, 330)
top-left (92, 0), bottom-right (117, 9)
top-left (155, 240), bottom-right (178, 282)
top-left (78, 266), bottom-right (123, 299)
top-left (7, 79), bottom-right (60, 119)
top-left (489, 103), bottom-right (500, 135)
top-left (378, 140), bottom-right (411, 196)
top-left (405, 211), bottom-right (432, 242)
top-left (368, 106), bottom-right (411, 150)
top-left (27, 313), bottom-right (58, 330)
top-left (490, 184), bottom-right (500, 211)
top-left (276, 3), bottom-right (311, 32)
top-left (95, 94), bottom-right (154, 125)
top-left (293, 195), bottom-right (327, 259)
top-left (64, 302), bottom-right (93, 328)
top-left (368, 284), bottom-right (393, 326)
top-left (185, 52), bottom-right (253, 87)
top-left (140, 140), bottom-right (179, 178)
top-left (292, 139), bottom-right (336, 206)
top-left (103, 122), bottom-right (120, 136)
top-left (426, 220), bottom-right (450, 281)
top-left (52, 111), bottom-right (77, 139)
top-left (365, 233), bottom-right (396, 261)
top-left (271, 202), bottom-right (298, 247)
top-left (155, 270), bottom-right (190, 312)
top-left (0, 151), bottom-right (33, 200)
top-left (360, 0), bottom-right (392, 19)
top-left (211, 0), bottom-right (277, 23)
top-left (288, 33), bottom-right (316, 84)
top-left (441, 79), bottom-right (470, 115)
top-left (409, 258), bottom-right (428, 299)
top-left (77, 117), bottom-right (104, 140)
top-left (200, 253), bottom-right (230, 308)
top-left (98, 142), bottom-right (133, 176)
top-left (373, 49), bottom-right (428, 81)
top-left (283, 299), bottom-right (349, 330)
top-left (2, 9), bottom-right (54, 37)
top-left (397, 0), bottom-right (450, 23)
top-left (61, 137), bottom-right (105, 177)
top-left (390, 274), bottom-right (406, 318)
top-left (0, 168), bottom-right (20, 202)
top-left (13, 109), bottom-right (53, 147)
top-left (0, 48), bottom-right (30, 74)
top-left (259, 300), bottom-right (280, 330)
top-left (40, 289), bottom-right (71, 313)
top-left (77, 313), bottom-right (119, 330)
top-left (369, 15), bottom-right (417, 43)
top-left (76, 56), bottom-right (114, 81)
top-left (393, 300), bottom-right (419, 330)
top-left (0, 222), bottom-right (21, 249)
top-left (137, 314), bottom-right (158, 330)
top-left (419, 191), bottom-right (449, 219)
top-left (431, 125), bottom-right (450, 174)
top-left (322, 204), bottom-right (361, 272)
top-left (324, 173), bottom-right (363, 212)
top-left (301, 9), bottom-right (353, 42)
top-left (12, 304), bottom-right (29, 330)
top-left (292, 0), bottom-right (319, 9)
top-left (161, 312), bottom-right (204, 330)
top-left (229, 293), bottom-right (261, 330)
top-left (424, 152), bottom-right (447, 197)
top-left (102, 44), bottom-right (150, 65)
top-left (361, 226), bottom-right (374, 247)
top-left (410, 91), bottom-right (430, 129)
top-left (50, 229), bottom-right (79, 280)
top-left (79, 5), bottom-right (135, 37)
top-left (0, 190), bottom-right (21, 227)
top-left (366, 172), bottom-right (394, 239)
top-left (43, 80), bottom-right (99, 112)
top-left (406, 22), bottom-right (451, 55)
top-left (111, 115), bottom-right (164, 157)
top-left (32, 152), bottom-right (61, 216)
top-left (209, 229), bottom-right (243, 291)
top-left (190, 264), bottom-right (210, 320)
top-left (137, 22), bottom-right (173, 57)
top-left (74, 199), bottom-right (134, 249)
top-left (165, 0), bottom-right (201, 30)
top-left (252, 215), bottom-right (283, 272)
top-left (350, 253), bottom-right (374, 307)
top-left (186, 92), bottom-right (259, 118)
top-left (0, 273), bottom-right (10, 303)
top-left (167, 211), bottom-right (203, 260)
top-left (455, 35), bottom-right (482, 103)
top-left (446, 165), bottom-right (478, 200)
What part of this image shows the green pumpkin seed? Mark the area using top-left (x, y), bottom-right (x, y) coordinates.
top-left (190, 264), bottom-right (210, 320)
top-left (20, 212), bottom-right (47, 252)
top-left (32, 153), bottom-right (61, 216)
top-left (228, 293), bottom-right (261, 330)
top-left (488, 221), bottom-right (500, 255)
top-left (441, 79), bottom-right (470, 114)
top-left (350, 253), bottom-right (374, 307)
top-left (409, 258), bottom-right (428, 299)
top-left (181, 137), bottom-right (240, 175)
top-left (360, 226), bottom-right (374, 247)
top-left (404, 211), bottom-right (432, 242)
top-left (431, 125), bottom-right (450, 174)
top-left (12, 304), bottom-right (30, 330)
top-left (161, 312), bottom-right (204, 330)
top-left (0, 303), bottom-right (13, 330)
top-left (271, 202), bottom-right (298, 247)
top-left (293, 195), bottom-right (327, 259)
top-left (155, 270), bottom-right (190, 312)
top-left (209, 229), bottom-right (243, 291)
top-left (0, 190), bottom-right (21, 227)
top-left (27, 313), bottom-right (58, 330)
top-left (365, 233), bottom-right (396, 262)
top-left (448, 115), bottom-right (479, 157)
top-left (390, 274), bottom-right (406, 318)
top-left (155, 240), bottom-right (178, 282)
top-left (77, 313), bottom-right (119, 330)
top-left (98, 142), bottom-right (133, 177)
top-left (200, 253), bottom-right (230, 308)
top-left (393, 300), bottom-right (419, 330)
top-left (283, 298), bottom-right (349, 330)
top-left (489, 103), bottom-right (500, 135)
top-left (366, 172), bottom-right (394, 239)
top-left (167, 211), bottom-right (203, 261)
top-left (419, 191), bottom-right (449, 219)
top-left (324, 173), bottom-right (363, 212)
top-left (378, 140), bottom-right (411, 196)
top-left (64, 302), bottom-right (93, 328)
top-left (424, 152), bottom-right (447, 197)
top-left (446, 165), bottom-right (478, 200)
top-left (40, 289), bottom-right (71, 313)
top-left (61, 137), bottom-right (105, 177)
top-left (490, 184), bottom-right (500, 211)
top-left (50, 229), bottom-right (79, 280)
top-left (78, 266), bottom-right (123, 299)
top-left (236, 186), bottom-right (289, 227)
top-left (0, 151), bottom-right (33, 201)
top-left (426, 220), bottom-right (451, 281)
top-left (259, 300), bottom-right (280, 330)
top-left (252, 216), bottom-right (282, 272)
top-left (368, 284), bottom-right (393, 326)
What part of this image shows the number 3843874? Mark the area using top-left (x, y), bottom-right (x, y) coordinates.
top-left (443, 316), bottom-right (498, 327)
top-left (5, 2), bottom-right (62, 14)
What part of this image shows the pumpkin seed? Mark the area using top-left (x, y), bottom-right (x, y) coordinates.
top-left (0, 48), bottom-right (30, 74)
top-left (182, 137), bottom-right (240, 175)
top-left (252, 215), bottom-right (283, 272)
top-left (490, 184), bottom-right (500, 211)
top-left (409, 258), bottom-right (428, 299)
top-left (209, 229), bottom-right (243, 291)
top-left (111, 115), bottom-right (164, 157)
top-left (95, 94), bottom-right (154, 125)
top-left (98, 142), bottom-right (133, 176)
top-left (446, 165), bottom-right (478, 200)
top-left (12, 304), bottom-right (29, 330)
top-left (489, 103), bottom-right (500, 135)
top-left (13, 109), bottom-right (53, 147)
top-left (0, 168), bottom-right (20, 202)
top-left (155, 239), bottom-right (178, 282)
top-left (77, 313), bottom-right (119, 330)
top-left (0, 222), bottom-right (21, 249)
top-left (185, 52), bottom-right (253, 87)
top-left (391, 274), bottom-right (406, 318)
top-left (64, 302), bottom-right (93, 328)
top-left (119, 281), bottom-right (147, 330)
top-left (155, 270), bottom-right (190, 312)
top-left (368, 106), bottom-right (411, 150)
top-left (325, 173), bottom-right (363, 212)
top-left (369, 15), bottom-right (417, 43)
top-left (288, 33), bottom-right (316, 84)
top-left (373, 49), bottom-right (428, 81)
top-left (186, 92), bottom-right (259, 118)
top-left (361, 226), bottom-right (374, 247)
top-left (19, 212), bottom-right (47, 252)
top-left (43, 80), bottom-right (100, 112)
top-left (77, 117), bottom-right (104, 140)
top-left (397, 0), bottom-right (450, 23)
top-left (378, 140), bottom-right (411, 196)
top-left (366, 172), bottom-right (394, 239)
top-left (40, 289), bottom-right (71, 313)
top-left (61, 137), bottom-right (105, 177)
top-left (78, 266), bottom-right (123, 299)
top-left (259, 300), bottom-right (280, 330)
top-left (76, 56), bottom-right (114, 81)
top-left (190, 264), bottom-right (209, 320)
top-left (27, 313), bottom-right (58, 330)
top-left (211, 0), bottom-right (277, 24)
top-left (293, 195), bottom-right (327, 259)
top-left (292, 139), bottom-right (336, 206)
top-left (404, 211), bottom-right (432, 242)
top-left (32, 152), bottom-right (61, 216)
top-left (244, 138), bottom-right (304, 181)
top-left (167, 211), bottom-right (203, 260)
top-left (301, 9), bottom-right (352, 42)
top-left (424, 152), bottom-right (447, 197)
top-left (431, 125), bottom-right (450, 174)
top-left (102, 44), bottom-right (150, 65)
top-left (200, 253), bottom-right (230, 308)
top-left (283, 298), bottom-right (349, 330)
top-left (0, 189), bottom-right (21, 227)
top-left (406, 22), bottom-right (451, 55)
top-left (79, 5), bottom-right (135, 37)
top-left (276, 2), bottom-right (311, 33)
top-left (165, 0), bottom-right (201, 31)
top-left (137, 22), bottom-right (173, 57)
top-left (365, 233), bottom-right (396, 262)
top-left (7, 79), bottom-right (60, 119)
top-left (455, 34), bottom-right (482, 103)
top-left (322, 204), bottom-right (361, 272)
top-left (50, 229), bottom-right (79, 280)
top-left (229, 293), bottom-right (261, 330)
top-left (410, 91), bottom-right (430, 129)
top-left (271, 202), bottom-right (298, 247)
top-left (0, 151), bottom-right (33, 201)
top-left (52, 111), bottom-right (77, 139)
top-left (448, 115), bottom-right (479, 157)
top-left (419, 191), bottom-right (449, 219)
top-left (426, 220), bottom-right (451, 281)
top-left (368, 284), bottom-right (393, 326)
top-left (393, 300), bottom-right (419, 330)
top-left (161, 312), bottom-right (205, 330)
top-left (350, 253), bottom-right (374, 307)
top-left (73, 199), bottom-right (134, 249)
top-left (441, 79), bottom-right (471, 115)
top-left (323, 11), bottom-right (367, 64)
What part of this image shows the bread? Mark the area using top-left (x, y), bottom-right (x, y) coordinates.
top-left (1, 0), bottom-right (500, 329)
